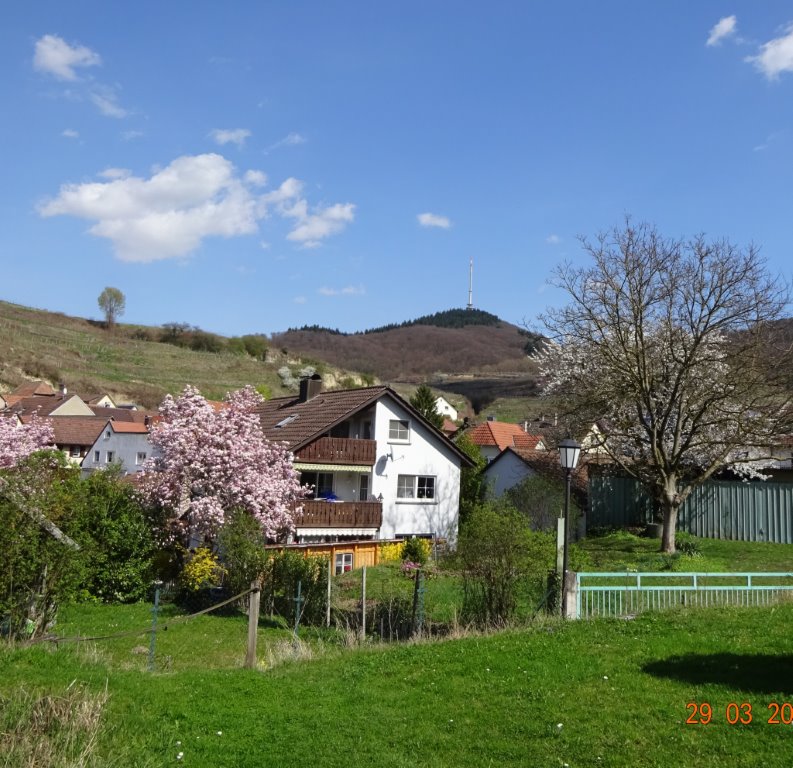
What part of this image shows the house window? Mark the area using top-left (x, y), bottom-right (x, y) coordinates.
top-left (335, 552), bottom-right (353, 575)
top-left (397, 475), bottom-right (436, 501)
top-left (389, 419), bottom-right (410, 441)
top-left (106, 451), bottom-right (114, 463)
top-left (136, 452), bottom-right (147, 464)
top-left (69, 445), bottom-right (80, 458)
top-left (105, 430), bottom-right (111, 440)
top-left (359, 474), bottom-right (370, 501)
top-left (94, 450), bottom-right (100, 463)
top-left (302, 471), bottom-right (334, 499)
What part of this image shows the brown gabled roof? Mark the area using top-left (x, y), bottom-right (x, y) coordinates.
top-left (513, 432), bottom-right (545, 450)
top-left (43, 417), bottom-right (110, 447)
top-left (9, 380), bottom-right (56, 398)
top-left (256, 386), bottom-right (391, 449)
top-left (255, 385), bottom-right (474, 466)
top-left (4, 394), bottom-right (77, 418)
top-left (89, 406), bottom-right (153, 423)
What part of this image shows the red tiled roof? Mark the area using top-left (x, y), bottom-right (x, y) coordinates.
top-left (468, 420), bottom-right (530, 451)
top-left (513, 432), bottom-right (545, 450)
top-left (109, 421), bottom-right (149, 434)
top-left (89, 406), bottom-right (153, 423)
top-left (4, 395), bottom-right (80, 417)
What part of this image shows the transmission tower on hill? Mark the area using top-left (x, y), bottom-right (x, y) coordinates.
top-left (467, 258), bottom-right (474, 310)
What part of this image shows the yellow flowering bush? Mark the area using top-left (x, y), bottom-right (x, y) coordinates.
top-left (379, 541), bottom-right (405, 563)
top-left (180, 548), bottom-right (226, 592)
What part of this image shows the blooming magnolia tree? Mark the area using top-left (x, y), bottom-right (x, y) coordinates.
top-left (538, 220), bottom-right (792, 553)
top-left (0, 414), bottom-right (55, 469)
top-left (140, 385), bottom-right (304, 540)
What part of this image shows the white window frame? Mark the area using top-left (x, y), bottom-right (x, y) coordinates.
top-left (335, 552), bottom-right (353, 575)
top-left (106, 451), bottom-right (114, 464)
top-left (94, 450), bottom-right (100, 463)
top-left (388, 419), bottom-right (410, 443)
top-left (136, 451), bottom-right (147, 464)
top-left (396, 474), bottom-right (436, 502)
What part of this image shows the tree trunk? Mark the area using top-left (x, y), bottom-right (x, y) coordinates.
top-left (660, 500), bottom-right (679, 554)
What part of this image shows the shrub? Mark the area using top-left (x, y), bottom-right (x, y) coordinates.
top-left (216, 509), bottom-right (269, 596)
top-left (71, 468), bottom-right (156, 602)
top-left (401, 537), bottom-right (430, 565)
top-left (458, 501), bottom-right (555, 627)
top-left (180, 548), bottom-right (226, 593)
top-left (264, 550), bottom-right (328, 626)
top-left (675, 532), bottom-right (702, 557)
top-left (379, 541), bottom-right (404, 563)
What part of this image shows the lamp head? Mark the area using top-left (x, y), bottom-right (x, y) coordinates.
top-left (558, 437), bottom-right (582, 470)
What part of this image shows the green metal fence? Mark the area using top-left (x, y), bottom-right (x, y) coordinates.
top-left (589, 475), bottom-right (793, 544)
top-left (575, 571), bottom-right (793, 619)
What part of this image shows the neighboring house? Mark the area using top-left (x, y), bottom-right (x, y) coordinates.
top-left (434, 396), bottom-right (458, 421)
top-left (468, 419), bottom-right (546, 463)
top-left (255, 376), bottom-right (473, 545)
top-left (482, 447), bottom-right (542, 498)
top-left (82, 420), bottom-right (156, 475)
top-left (3, 380), bottom-right (155, 474)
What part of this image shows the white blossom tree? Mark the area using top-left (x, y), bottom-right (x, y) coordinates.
top-left (140, 385), bottom-right (304, 541)
top-left (0, 414), bottom-right (55, 469)
top-left (538, 220), bottom-right (792, 552)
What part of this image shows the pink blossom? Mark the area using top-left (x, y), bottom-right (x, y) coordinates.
top-left (139, 385), bottom-right (304, 539)
top-left (0, 413), bottom-right (55, 469)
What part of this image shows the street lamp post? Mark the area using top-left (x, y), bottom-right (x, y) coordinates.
top-left (558, 438), bottom-right (582, 618)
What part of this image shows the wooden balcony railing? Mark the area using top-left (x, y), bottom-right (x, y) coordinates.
top-left (294, 500), bottom-right (382, 529)
top-left (294, 437), bottom-right (376, 465)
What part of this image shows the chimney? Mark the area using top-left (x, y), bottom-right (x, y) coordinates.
top-left (523, 420), bottom-right (528, 432)
top-left (486, 415), bottom-right (495, 422)
top-left (59, 382), bottom-right (67, 397)
top-left (298, 373), bottom-right (323, 402)
top-left (144, 415), bottom-right (151, 429)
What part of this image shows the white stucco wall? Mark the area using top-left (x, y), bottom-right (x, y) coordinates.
top-left (434, 396), bottom-right (458, 421)
top-left (483, 451), bottom-right (537, 497)
top-left (370, 398), bottom-right (462, 542)
top-left (82, 429), bottom-right (156, 475)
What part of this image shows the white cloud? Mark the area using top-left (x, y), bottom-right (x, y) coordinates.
top-left (38, 153), bottom-right (355, 261)
top-left (417, 212), bottom-right (451, 229)
top-left (293, 295), bottom-right (307, 304)
top-left (267, 132), bottom-right (307, 152)
top-left (546, 234), bottom-right (561, 245)
top-left (210, 128), bottom-right (251, 147)
top-left (318, 285), bottom-right (365, 297)
top-left (286, 203), bottom-right (356, 248)
top-left (61, 128), bottom-right (79, 139)
top-left (706, 16), bottom-right (737, 47)
top-left (746, 24), bottom-right (793, 79)
top-left (34, 34), bottom-right (101, 80)
top-left (89, 86), bottom-right (127, 118)
top-left (98, 167), bottom-right (131, 180)
top-left (122, 130), bottom-right (144, 141)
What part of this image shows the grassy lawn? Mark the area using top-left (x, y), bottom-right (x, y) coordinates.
top-left (3, 603), bottom-right (793, 767)
top-left (577, 530), bottom-right (793, 573)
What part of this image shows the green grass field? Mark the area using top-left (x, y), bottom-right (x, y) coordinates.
top-left (3, 602), bottom-right (793, 767)
top-left (4, 537), bottom-right (793, 767)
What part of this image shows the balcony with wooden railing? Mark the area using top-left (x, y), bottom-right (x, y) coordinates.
top-left (294, 500), bottom-right (382, 529)
top-left (294, 436), bottom-right (377, 465)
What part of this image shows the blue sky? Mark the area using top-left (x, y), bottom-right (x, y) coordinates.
top-left (2, 3), bottom-right (792, 336)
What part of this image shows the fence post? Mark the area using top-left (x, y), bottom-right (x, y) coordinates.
top-left (563, 571), bottom-right (578, 620)
top-left (326, 557), bottom-right (332, 628)
top-left (147, 580), bottom-right (162, 672)
top-left (361, 566), bottom-right (367, 642)
top-left (245, 579), bottom-right (261, 669)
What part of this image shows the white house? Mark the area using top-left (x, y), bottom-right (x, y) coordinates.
top-left (434, 396), bottom-right (458, 421)
top-left (255, 376), bottom-right (473, 544)
top-left (82, 420), bottom-right (156, 475)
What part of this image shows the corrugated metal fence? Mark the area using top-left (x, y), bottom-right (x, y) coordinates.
top-left (589, 475), bottom-right (793, 544)
top-left (576, 571), bottom-right (793, 619)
